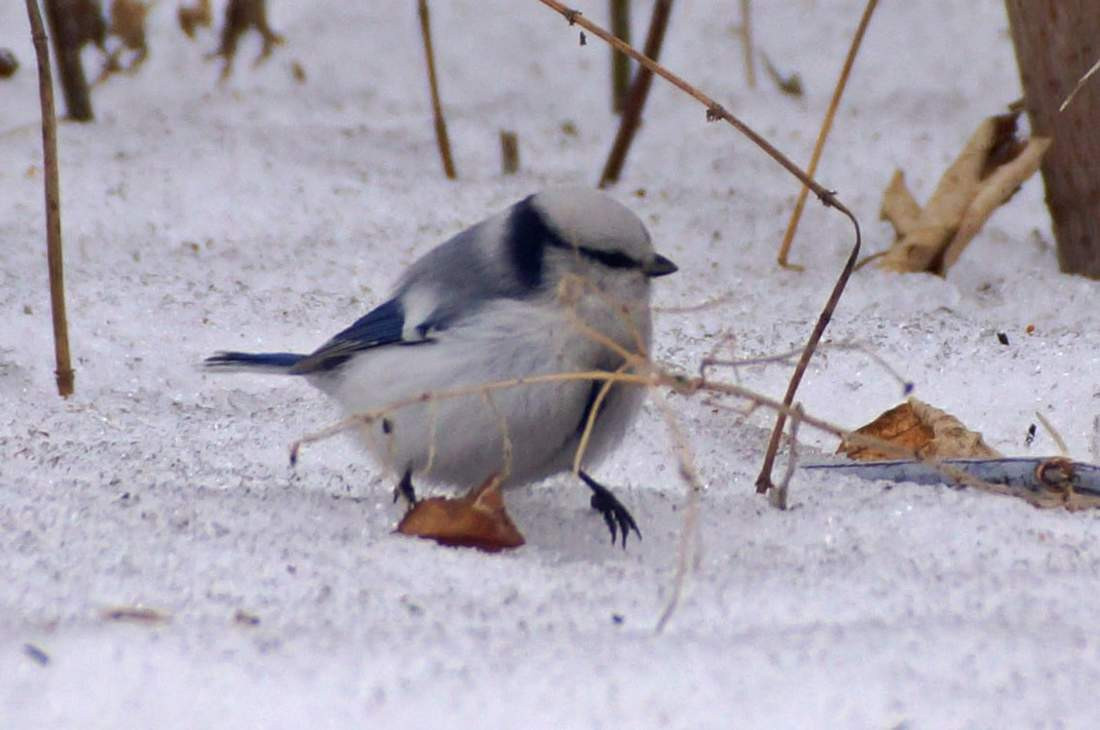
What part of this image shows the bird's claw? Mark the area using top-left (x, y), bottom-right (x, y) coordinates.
top-left (393, 470), bottom-right (417, 507)
top-left (579, 471), bottom-right (640, 548)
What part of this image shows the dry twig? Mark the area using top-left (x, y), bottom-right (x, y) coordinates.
top-left (43, 0), bottom-right (102, 120)
top-left (736, 0), bottom-right (755, 88)
top-left (652, 389), bottom-right (703, 633)
top-left (1059, 55), bottom-right (1100, 112)
top-left (26, 0), bottom-right (75, 397)
top-left (599, 0), bottom-right (672, 187)
top-left (418, 0), bottom-right (456, 179)
top-left (771, 403), bottom-right (804, 510)
top-left (776, 0), bottom-right (879, 269)
top-left (499, 130), bottom-right (519, 175)
top-left (1034, 411), bottom-right (1069, 458)
top-left (609, 0), bottom-right (631, 112)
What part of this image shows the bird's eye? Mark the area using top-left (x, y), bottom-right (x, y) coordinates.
top-left (577, 246), bottom-right (638, 270)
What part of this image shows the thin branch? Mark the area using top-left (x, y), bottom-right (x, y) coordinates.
top-left (737, 0), bottom-right (755, 88)
top-left (609, 0), bottom-right (631, 113)
top-left (417, 0), bottom-right (456, 179)
top-left (289, 369), bottom-right (657, 464)
top-left (43, 0), bottom-right (96, 121)
top-left (499, 130), bottom-right (519, 174)
top-left (598, 0), bottom-right (673, 187)
top-left (537, 0), bottom-right (847, 210)
top-left (755, 221), bottom-right (860, 496)
top-left (770, 403), bottom-right (803, 510)
top-left (702, 339), bottom-right (913, 396)
top-left (652, 388), bottom-right (703, 633)
top-left (26, 0), bottom-right (75, 397)
top-left (482, 391), bottom-right (514, 480)
top-left (1034, 411), bottom-right (1069, 457)
top-left (776, 0), bottom-right (879, 269)
top-left (1059, 55), bottom-right (1100, 112)
top-left (422, 396), bottom-right (440, 477)
top-left (572, 363), bottom-right (629, 475)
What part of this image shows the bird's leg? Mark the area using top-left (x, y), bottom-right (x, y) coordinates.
top-left (578, 470), bottom-right (641, 548)
top-left (393, 469), bottom-right (418, 507)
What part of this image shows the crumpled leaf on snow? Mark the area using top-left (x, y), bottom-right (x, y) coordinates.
top-left (838, 397), bottom-right (1001, 461)
top-left (396, 474), bottom-right (525, 552)
top-left (877, 111), bottom-right (1051, 275)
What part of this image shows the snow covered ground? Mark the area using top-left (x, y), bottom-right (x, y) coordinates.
top-left (2, 1), bottom-right (1099, 727)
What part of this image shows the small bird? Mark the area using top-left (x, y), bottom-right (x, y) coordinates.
top-left (205, 188), bottom-right (677, 546)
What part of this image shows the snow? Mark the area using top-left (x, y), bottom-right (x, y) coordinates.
top-left (2, 1), bottom-right (1099, 727)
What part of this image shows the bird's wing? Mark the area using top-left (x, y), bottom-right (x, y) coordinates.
top-left (289, 297), bottom-right (424, 374)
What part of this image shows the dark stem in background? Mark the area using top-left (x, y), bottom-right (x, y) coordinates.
top-left (1005, 0), bottom-right (1100, 277)
top-left (43, 0), bottom-right (95, 121)
top-left (538, 0), bottom-right (862, 500)
top-left (609, 0), bottom-right (631, 113)
top-left (598, 0), bottom-right (672, 188)
top-left (777, 0), bottom-right (878, 270)
top-left (500, 130), bottom-right (519, 175)
top-left (417, 0), bottom-right (456, 179)
top-left (26, 0), bottom-right (76, 397)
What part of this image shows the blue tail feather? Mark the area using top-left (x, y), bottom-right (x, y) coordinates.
top-left (204, 351), bottom-right (305, 373)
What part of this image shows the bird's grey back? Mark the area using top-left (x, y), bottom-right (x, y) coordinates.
top-left (393, 198), bottom-right (554, 329)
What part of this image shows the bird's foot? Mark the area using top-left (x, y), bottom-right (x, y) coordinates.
top-left (393, 470), bottom-right (418, 507)
top-left (579, 470), bottom-right (640, 549)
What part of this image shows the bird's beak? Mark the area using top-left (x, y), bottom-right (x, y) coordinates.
top-left (644, 254), bottom-right (678, 278)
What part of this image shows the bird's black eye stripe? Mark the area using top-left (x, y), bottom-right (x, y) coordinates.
top-left (577, 246), bottom-right (639, 270)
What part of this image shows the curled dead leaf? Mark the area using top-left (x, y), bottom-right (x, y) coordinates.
top-left (839, 397), bottom-right (1001, 461)
top-left (396, 474), bottom-right (525, 552)
top-left (878, 111), bottom-right (1050, 275)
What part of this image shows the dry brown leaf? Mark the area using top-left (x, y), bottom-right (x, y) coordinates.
top-left (879, 169), bottom-right (922, 237)
top-left (940, 136), bottom-right (1052, 270)
top-left (877, 112), bottom-right (1049, 275)
top-left (396, 475), bottom-right (525, 552)
top-left (839, 397), bottom-right (1002, 461)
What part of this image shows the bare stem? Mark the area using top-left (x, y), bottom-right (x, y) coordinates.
top-left (599, 0), bottom-right (673, 187)
top-left (777, 0), bottom-right (879, 268)
top-left (738, 0), bottom-right (755, 88)
top-left (26, 0), bottom-right (75, 397)
top-left (652, 389), bottom-right (703, 633)
top-left (42, 0), bottom-right (95, 121)
top-left (609, 0), bottom-right (631, 113)
top-left (755, 217), bottom-right (861, 496)
top-left (538, 0), bottom-right (845, 210)
top-left (417, 0), bottom-right (456, 179)
top-left (499, 130), bottom-right (519, 174)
